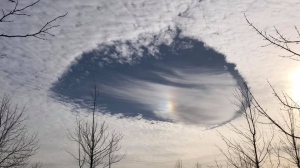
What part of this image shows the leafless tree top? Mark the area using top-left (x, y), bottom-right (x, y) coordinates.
top-left (0, 95), bottom-right (39, 168)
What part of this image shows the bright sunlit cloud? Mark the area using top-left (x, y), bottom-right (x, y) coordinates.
top-left (291, 67), bottom-right (300, 103)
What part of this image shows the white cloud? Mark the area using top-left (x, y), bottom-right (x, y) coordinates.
top-left (0, 0), bottom-right (300, 167)
top-left (98, 67), bottom-right (236, 125)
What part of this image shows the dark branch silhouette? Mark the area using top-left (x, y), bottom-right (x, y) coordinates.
top-left (218, 83), bottom-right (274, 168)
top-left (0, 0), bottom-right (67, 40)
top-left (250, 82), bottom-right (300, 139)
top-left (245, 14), bottom-right (300, 61)
top-left (0, 95), bottom-right (39, 167)
top-left (273, 103), bottom-right (300, 168)
top-left (68, 84), bottom-right (124, 168)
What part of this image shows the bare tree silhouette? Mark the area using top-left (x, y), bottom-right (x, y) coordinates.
top-left (247, 84), bottom-right (300, 168)
top-left (246, 82), bottom-right (300, 142)
top-left (218, 83), bottom-right (274, 168)
top-left (0, 1), bottom-right (68, 167)
top-left (274, 102), bottom-right (300, 168)
top-left (68, 84), bottom-right (124, 168)
top-left (0, 95), bottom-right (39, 168)
top-left (241, 14), bottom-right (300, 167)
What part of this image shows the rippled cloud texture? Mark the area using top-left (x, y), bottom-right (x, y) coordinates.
top-left (1, 0), bottom-right (300, 167)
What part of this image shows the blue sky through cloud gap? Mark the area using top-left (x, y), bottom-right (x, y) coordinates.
top-left (52, 29), bottom-right (245, 126)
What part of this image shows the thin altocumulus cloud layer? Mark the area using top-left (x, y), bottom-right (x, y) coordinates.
top-left (52, 29), bottom-right (245, 125)
top-left (1, 0), bottom-right (300, 167)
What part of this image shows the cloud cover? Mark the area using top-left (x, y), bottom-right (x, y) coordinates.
top-left (0, 0), bottom-right (300, 167)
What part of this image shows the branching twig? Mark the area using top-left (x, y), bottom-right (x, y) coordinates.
top-left (245, 13), bottom-right (300, 60)
top-left (0, 0), bottom-right (67, 40)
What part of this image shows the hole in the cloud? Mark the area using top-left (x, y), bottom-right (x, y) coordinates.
top-left (51, 29), bottom-right (245, 126)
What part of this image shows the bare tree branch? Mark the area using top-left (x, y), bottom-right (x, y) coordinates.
top-left (68, 84), bottom-right (125, 168)
top-left (0, 94), bottom-right (39, 168)
top-left (0, 0), bottom-right (67, 40)
top-left (217, 82), bottom-right (274, 168)
top-left (249, 82), bottom-right (300, 139)
top-left (244, 13), bottom-right (300, 60)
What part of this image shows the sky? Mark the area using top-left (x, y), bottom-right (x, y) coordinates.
top-left (1, 0), bottom-right (300, 167)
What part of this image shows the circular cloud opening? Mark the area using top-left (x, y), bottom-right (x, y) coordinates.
top-left (51, 29), bottom-right (245, 126)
